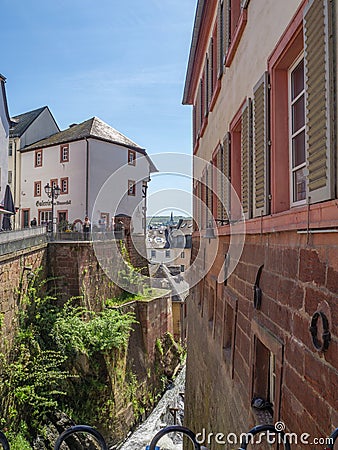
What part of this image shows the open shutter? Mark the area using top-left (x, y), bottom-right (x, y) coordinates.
top-left (217, 1), bottom-right (224, 78)
top-left (223, 132), bottom-right (231, 221)
top-left (241, 0), bottom-right (250, 8)
top-left (204, 60), bottom-right (209, 117)
top-left (208, 40), bottom-right (214, 108)
top-left (216, 145), bottom-right (223, 221)
top-left (241, 99), bottom-right (253, 219)
top-left (206, 163), bottom-right (213, 228)
top-left (253, 72), bottom-right (270, 217)
top-left (304, 0), bottom-right (335, 203)
top-left (223, 0), bottom-right (231, 57)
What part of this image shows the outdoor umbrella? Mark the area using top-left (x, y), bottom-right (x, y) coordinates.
top-left (1, 185), bottom-right (15, 231)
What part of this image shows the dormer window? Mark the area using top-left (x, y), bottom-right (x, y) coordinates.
top-left (60, 144), bottom-right (69, 162)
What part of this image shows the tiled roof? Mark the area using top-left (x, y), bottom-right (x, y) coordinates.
top-left (22, 117), bottom-right (145, 153)
top-left (10, 106), bottom-right (48, 137)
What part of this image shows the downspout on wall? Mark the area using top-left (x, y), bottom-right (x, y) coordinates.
top-left (85, 137), bottom-right (89, 217)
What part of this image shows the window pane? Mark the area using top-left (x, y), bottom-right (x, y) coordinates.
top-left (292, 95), bottom-right (305, 133)
top-left (292, 130), bottom-right (306, 168)
top-left (293, 167), bottom-right (306, 202)
top-left (291, 59), bottom-right (304, 100)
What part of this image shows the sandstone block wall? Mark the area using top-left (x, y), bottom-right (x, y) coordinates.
top-left (185, 230), bottom-right (337, 449)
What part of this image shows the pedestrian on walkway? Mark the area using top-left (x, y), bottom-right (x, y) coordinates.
top-left (83, 216), bottom-right (91, 240)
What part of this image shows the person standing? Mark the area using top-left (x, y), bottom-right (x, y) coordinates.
top-left (30, 217), bottom-right (37, 227)
top-left (83, 216), bottom-right (91, 240)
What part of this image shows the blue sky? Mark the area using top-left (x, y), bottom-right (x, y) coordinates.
top-left (1, 0), bottom-right (196, 216)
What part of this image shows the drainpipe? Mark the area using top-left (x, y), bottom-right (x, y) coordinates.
top-left (13, 139), bottom-right (18, 229)
top-left (85, 138), bottom-right (89, 216)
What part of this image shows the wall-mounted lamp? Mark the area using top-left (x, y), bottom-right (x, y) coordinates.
top-left (203, 227), bottom-right (216, 239)
top-left (23, 266), bottom-right (34, 281)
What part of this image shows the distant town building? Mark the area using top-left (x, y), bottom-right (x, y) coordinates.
top-left (183, 0), bottom-right (337, 442)
top-left (20, 117), bottom-right (157, 233)
top-left (0, 74), bottom-right (11, 199)
top-left (9, 106), bottom-right (60, 228)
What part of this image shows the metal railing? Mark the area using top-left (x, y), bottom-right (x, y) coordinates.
top-left (0, 226), bottom-right (47, 256)
top-left (50, 230), bottom-right (124, 241)
top-left (0, 228), bottom-right (125, 256)
top-left (0, 425), bottom-right (336, 449)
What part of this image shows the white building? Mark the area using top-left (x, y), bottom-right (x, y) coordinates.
top-left (20, 117), bottom-right (157, 233)
top-left (0, 74), bottom-right (11, 198)
top-left (9, 106), bottom-right (60, 228)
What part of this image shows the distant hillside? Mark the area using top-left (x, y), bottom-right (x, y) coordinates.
top-left (146, 216), bottom-right (192, 227)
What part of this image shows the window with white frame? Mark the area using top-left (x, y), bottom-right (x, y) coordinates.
top-left (35, 150), bottom-right (43, 167)
top-left (34, 181), bottom-right (42, 197)
top-left (128, 180), bottom-right (136, 196)
top-left (289, 56), bottom-right (306, 204)
top-left (128, 149), bottom-right (136, 165)
top-left (60, 144), bottom-right (69, 162)
top-left (61, 177), bottom-right (68, 194)
top-left (39, 210), bottom-right (52, 225)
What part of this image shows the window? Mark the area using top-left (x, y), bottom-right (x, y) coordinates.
top-left (165, 250), bottom-right (170, 258)
top-left (252, 339), bottom-right (275, 409)
top-left (39, 210), bottom-right (52, 225)
top-left (50, 179), bottom-right (58, 190)
top-left (60, 144), bottom-right (69, 162)
top-left (128, 180), bottom-right (136, 196)
top-left (58, 211), bottom-right (68, 227)
top-left (289, 56), bottom-right (306, 204)
top-left (221, 291), bottom-right (237, 377)
top-left (180, 265), bottom-right (185, 272)
top-left (181, 251), bottom-right (185, 258)
top-left (208, 286), bottom-right (215, 333)
top-left (8, 142), bottom-right (13, 156)
top-left (266, 0), bottom-right (336, 212)
top-left (224, 0), bottom-right (248, 67)
top-left (151, 250), bottom-right (156, 258)
top-left (250, 321), bottom-right (283, 422)
top-left (222, 302), bottom-right (234, 362)
top-left (230, 106), bottom-right (242, 220)
top-left (22, 209), bottom-right (30, 228)
top-left (35, 150), bottom-right (43, 167)
top-left (34, 181), bottom-right (42, 197)
top-left (128, 149), bottom-right (136, 166)
top-left (60, 177), bottom-right (69, 194)
top-left (8, 171), bottom-right (12, 184)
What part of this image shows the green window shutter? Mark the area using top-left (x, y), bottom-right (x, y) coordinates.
top-left (304, 0), bottom-right (335, 203)
top-left (253, 72), bottom-right (270, 217)
top-left (241, 98), bottom-right (253, 219)
top-left (217, 1), bottom-right (224, 78)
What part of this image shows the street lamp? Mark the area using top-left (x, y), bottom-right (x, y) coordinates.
top-left (44, 182), bottom-right (61, 233)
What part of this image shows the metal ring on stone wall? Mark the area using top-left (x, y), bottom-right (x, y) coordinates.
top-left (238, 424), bottom-right (291, 450)
top-left (148, 425), bottom-right (207, 450)
top-left (309, 311), bottom-right (331, 352)
top-left (0, 431), bottom-right (10, 450)
top-left (53, 425), bottom-right (108, 450)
